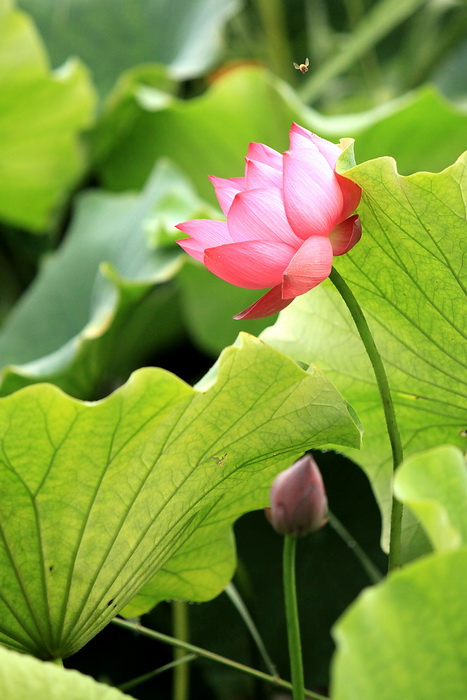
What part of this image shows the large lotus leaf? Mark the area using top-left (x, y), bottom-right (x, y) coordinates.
top-left (394, 445), bottom-right (467, 552)
top-left (262, 152), bottom-right (467, 552)
top-left (0, 333), bottom-right (360, 659)
top-left (331, 548), bottom-right (467, 699)
top-left (0, 161), bottom-right (209, 399)
top-left (0, 0), bottom-right (95, 232)
top-left (18, 0), bottom-right (239, 96)
top-left (0, 645), bottom-right (134, 700)
top-left (121, 516), bottom-right (236, 617)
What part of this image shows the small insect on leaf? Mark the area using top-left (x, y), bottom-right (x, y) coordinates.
top-left (293, 57), bottom-right (309, 74)
top-left (210, 453), bottom-right (227, 466)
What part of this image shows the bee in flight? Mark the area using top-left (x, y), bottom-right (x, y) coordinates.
top-left (293, 57), bottom-right (309, 74)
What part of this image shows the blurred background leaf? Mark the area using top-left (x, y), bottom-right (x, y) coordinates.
top-left (0, 162), bottom-right (194, 398)
top-left (91, 67), bottom-right (300, 197)
top-left (17, 0), bottom-right (241, 96)
top-left (0, 0), bottom-right (95, 233)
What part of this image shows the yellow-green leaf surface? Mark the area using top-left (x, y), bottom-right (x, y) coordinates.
top-left (0, 333), bottom-right (360, 659)
top-left (121, 508), bottom-right (235, 617)
top-left (331, 548), bottom-right (467, 699)
top-left (262, 152), bottom-right (467, 551)
top-left (394, 445), bottom-right (467, 552)
top-left (0, 645), bottom-right (134, 700)
top-left (0, 0), bottom-right (95, 231)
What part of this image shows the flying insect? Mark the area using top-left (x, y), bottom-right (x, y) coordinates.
top-left (293, 57), bottom-right (309, 74)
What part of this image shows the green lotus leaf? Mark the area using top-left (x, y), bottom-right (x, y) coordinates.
top-left (394, 445), bottom-right (467, 552)
top-left (331, 548), bottom-right (467, 699)
top-left (0, 161), bottom-right (209, 398)
top-left (0, 645), bottom-right (134, 700)
top-left (0, 0), bottom-right (95, 231)
top-left (0, 333), bottom-right (360, 659)
top-left (91, 67), bottom-right (302, 198)
top-left (121, 505), bottom-right (236, 617)
top-left (18, 0), bottom-right (240, 96)
top-left (262, 152), bottom-right (467, 553)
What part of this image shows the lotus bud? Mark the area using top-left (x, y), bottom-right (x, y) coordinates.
top-left (265, 455), bottom-right (328, 537)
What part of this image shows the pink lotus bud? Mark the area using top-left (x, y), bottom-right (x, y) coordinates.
top-left (265, 455), bottom-right (328, 537)
top-left (176, 123), bottom-right (361, 319)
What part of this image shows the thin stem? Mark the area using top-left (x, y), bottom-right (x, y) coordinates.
top-left (118, 655), bottom-right (197, 693)
top-left (328, 510), bottom-right (383, 584)
top-left (112, 618), bottom-right (326, 700)
top-left (283, 536), bottom-right (305, 700)
top-left (172, 601), bottom-right (189, 700)
top-left (225, 582), bottom-right (280, 679)
top-left (329, 267), bottom-right (404, 571)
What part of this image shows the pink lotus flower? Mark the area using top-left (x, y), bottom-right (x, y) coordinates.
top-left (176, 123), bottom-right (361, 320)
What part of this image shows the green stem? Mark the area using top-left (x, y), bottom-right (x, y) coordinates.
top-left (118, 655), bottom-right (197, 693)
top-left (172, 601), bottom-right (189, 700)
top-left (283, 536), bottom-right (305, 700)
top-left (328, 510), bottom-right (383, 584)
top-left (112, 618), bottom-right (326, 700)
top-left (329, 267), bottom-right (404, 571)
top-left (225, 582), bottom-right (279, 679)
